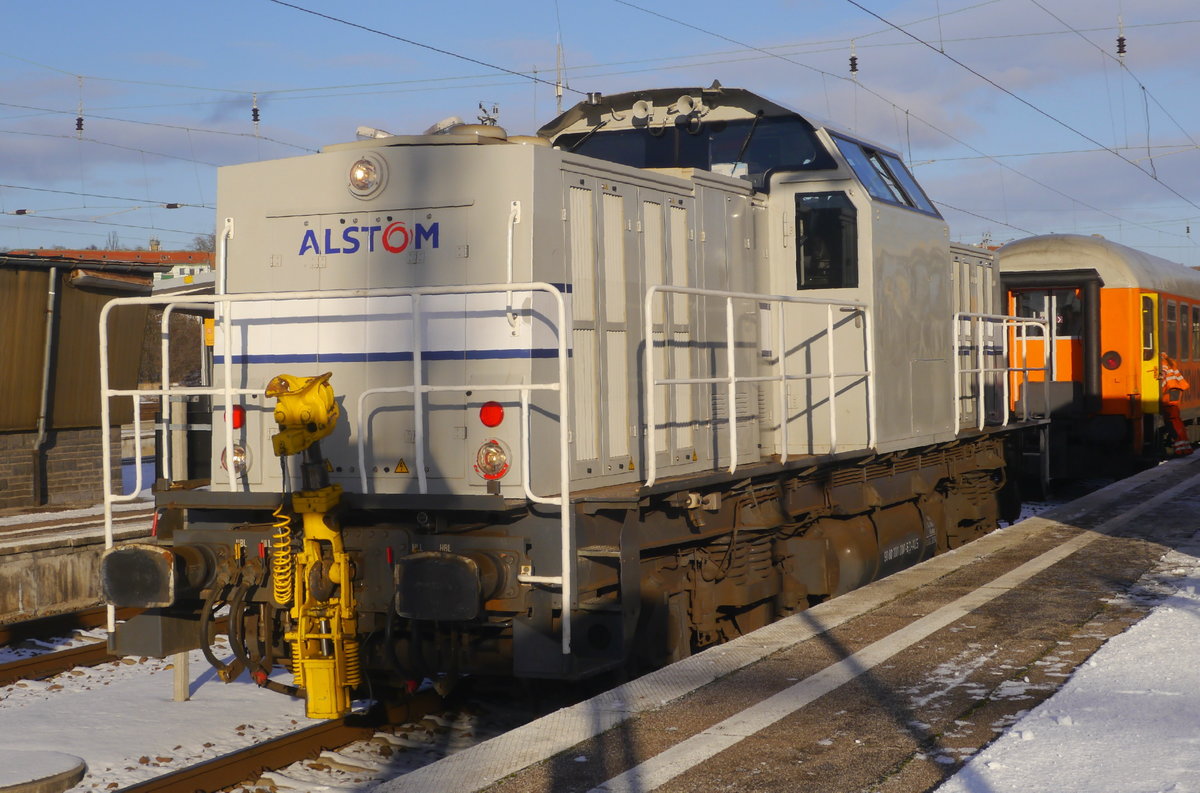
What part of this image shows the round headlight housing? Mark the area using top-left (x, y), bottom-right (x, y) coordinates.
top-left (221, 444), bottom-right (252, 477)
top-left (348, 154), bottom-right (386, 198)
top-left (474, 439), bottom-right (511, 480)
top-left (1101, 350), bottom-right (1122, 371)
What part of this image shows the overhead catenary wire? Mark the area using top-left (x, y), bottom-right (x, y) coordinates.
top-left (1027, 0), bottom-right (1200, 151)
top-left (0, 99), bottom-right (313, 152)
top-left (611, 0), bottom-right (1195, 245)
top-left (840, 0), bottom-right (1200, 220)
top-left (262, 0), bottom-right (588, 97)
top-left (0, 182), bottom-right (207, 208)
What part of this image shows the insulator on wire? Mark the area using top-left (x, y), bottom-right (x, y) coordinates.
top-left (849, 55), bottom-right (858, 74)
top-left (1117, 35), bottom-right (1126, 56)
top-left (75, 116), bottom-right (83, 132)
top-left (251, 106), bottom-right (260, 123)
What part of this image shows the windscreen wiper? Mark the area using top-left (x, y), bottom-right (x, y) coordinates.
top-left (567, 119), bottom-right (608, 152)
top-left (732, 111), bottom-right (764, 172)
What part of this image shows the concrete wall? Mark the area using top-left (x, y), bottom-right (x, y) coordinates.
top-left (0, 521), bottom-right (149, 623)
top-left (0, 427), bottom-right (122, 509)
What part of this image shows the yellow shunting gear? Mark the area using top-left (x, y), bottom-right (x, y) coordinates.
top-left (266, 372), bottom-right (360, 719)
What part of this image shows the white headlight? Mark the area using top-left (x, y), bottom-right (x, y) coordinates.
top-left (221, 444), bottom-right (252, 477)
top-left (348, 154), bottom-right (386, 198)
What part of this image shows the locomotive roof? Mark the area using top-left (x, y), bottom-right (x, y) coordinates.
top-left (1000, 234), bottom-right (1200, 295)
top-left (537, 84), bottom-right (894, 154)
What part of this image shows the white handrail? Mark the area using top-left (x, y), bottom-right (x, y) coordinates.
top-left (643, 285), bottom-right (871, 488)
top-left (100, 280), bottom-right (576, 653)
top-left (952, 312), bottom-right (1051, 430)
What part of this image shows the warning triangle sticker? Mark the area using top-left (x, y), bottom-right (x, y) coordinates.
top-left (394, 459), bottom-right (410, 474)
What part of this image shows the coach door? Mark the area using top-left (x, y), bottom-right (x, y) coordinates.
top-left (1142, 294), bottom-right (1161, 407)
top-left (1011, 288), bottom-right (1084, 381)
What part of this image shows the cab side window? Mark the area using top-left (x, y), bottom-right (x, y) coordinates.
top-left (795, 192), bottom-right (857, 290)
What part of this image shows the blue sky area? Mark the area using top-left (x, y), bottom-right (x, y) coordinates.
top-left (2, 0), bottom-right (1198, 264)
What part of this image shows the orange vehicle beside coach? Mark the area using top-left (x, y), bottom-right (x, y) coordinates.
top-left (999, 234), bottom-right (1200, 477)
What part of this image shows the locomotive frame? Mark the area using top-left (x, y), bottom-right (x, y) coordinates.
top-left (99, 85), bottom-right (1051, 718)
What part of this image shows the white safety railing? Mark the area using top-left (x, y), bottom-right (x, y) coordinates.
top-left (100, 283), bottom-right (576, 652)
top-left (643, 285), bottom-right (874, 488)
top-left (953, 312), bottom-right (1052, 430)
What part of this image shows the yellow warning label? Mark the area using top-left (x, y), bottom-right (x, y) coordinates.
top-left (203, 317), bottom-right (214, 347)
top-left (394, 459), bottom-right (409, 474)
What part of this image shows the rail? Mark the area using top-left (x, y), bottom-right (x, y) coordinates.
top-left (953, 312), bottom-right (1051, 430)
top-left (99, 283), bottom-right (574, 650)
top-left (642, 285), bottom-right (874, 488)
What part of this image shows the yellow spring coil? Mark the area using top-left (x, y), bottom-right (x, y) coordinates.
top-left (343, 637), bottom-right (362, 687)
top-left (290, 640), bottom-right (305, 687)
top-left (271, 504), bottom-right (294, 606)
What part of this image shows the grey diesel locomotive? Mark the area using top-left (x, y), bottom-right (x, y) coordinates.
top-left (99, 84), bottom-right (1048, 718)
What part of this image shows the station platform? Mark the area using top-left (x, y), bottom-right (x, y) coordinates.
top-left (0, 500), bottom-right (152, 624)
top-left (372, 455), bottom-right (1200, 793)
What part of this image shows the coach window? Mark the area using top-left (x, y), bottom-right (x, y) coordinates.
top-left (1192, 306), bottom-right (1200, 360)
top-left (1184, 303), bottom-right (1193, 360)
top-left (1012, 289), bottom-right (1082, 337)
top-left (795, 192), bottom-right (857, 289)
top-left (1165, 300), bottom-right (1179, 359)
top-left (1142, 296), bottom-right (1155, 361)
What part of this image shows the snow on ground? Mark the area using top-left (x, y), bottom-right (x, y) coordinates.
top-left (936, 534), bottom-right (1200, 793)
top-left (0, 639), bottom-right (320, 790)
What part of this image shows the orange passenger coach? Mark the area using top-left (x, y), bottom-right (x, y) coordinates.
top-left (1000, 234), bottom-right (1200, 478)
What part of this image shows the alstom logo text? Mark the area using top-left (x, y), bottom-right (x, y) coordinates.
top-left (298, 221), bottom-right (439, 255)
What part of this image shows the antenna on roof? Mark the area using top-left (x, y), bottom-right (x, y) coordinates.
top-left (478, 102), bottom-right (500, 126)
top-left (554, 0), bottom-right (568, 113)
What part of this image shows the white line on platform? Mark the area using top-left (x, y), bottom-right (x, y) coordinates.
top-left (587, 469), bottom-right (1200, 793)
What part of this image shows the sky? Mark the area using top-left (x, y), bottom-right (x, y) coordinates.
top-left (1, 0), bottom-right (1199, 266)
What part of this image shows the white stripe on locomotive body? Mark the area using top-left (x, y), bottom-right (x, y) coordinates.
top-left (211, 85), bottom-right (1004, 500)
top-left (213, 292), bottom-right (563, 365)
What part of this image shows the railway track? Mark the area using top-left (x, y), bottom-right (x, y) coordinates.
top-left (116, 717), bottom-right (378, 793)
top-left (0, 607), bottom-right (143, 686)
top-left (114, 693), bottom-right (447, 793)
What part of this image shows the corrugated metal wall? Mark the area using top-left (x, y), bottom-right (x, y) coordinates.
top-left (0, 269), bottom-right (145, 431)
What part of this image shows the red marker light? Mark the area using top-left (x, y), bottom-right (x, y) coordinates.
top-left (225, 405), bottom-right (246, 430)
top-left (479, 401), bottom-right (504, 428)
top-left (387, 546), bottom-right (394, 564)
